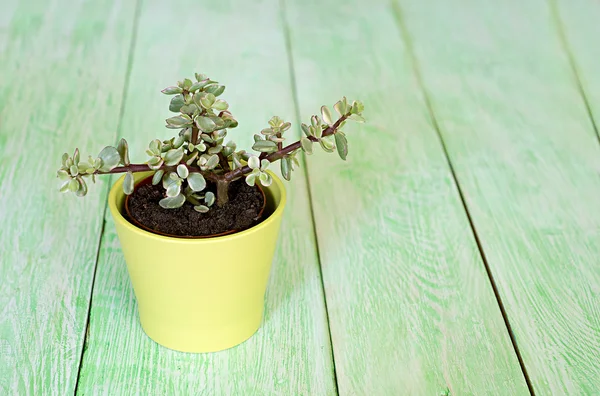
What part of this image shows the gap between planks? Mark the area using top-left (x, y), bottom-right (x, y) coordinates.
top-left (73, 0), bottom-right (144, 393)
top-left (389, 1), bottom-right (536, 394)
top-left (278, 0), bottom-right (340, 392)
top-left (548, 0), bottom-right (600, 147)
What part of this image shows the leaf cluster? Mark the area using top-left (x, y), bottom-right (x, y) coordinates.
top-left (57, 73), bottom-right (365, 212)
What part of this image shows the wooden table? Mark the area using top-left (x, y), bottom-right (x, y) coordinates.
top-left (1, 0), bottom-right (599, 394)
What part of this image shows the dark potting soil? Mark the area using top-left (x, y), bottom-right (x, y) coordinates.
top-left (126, 178), bottom-right (265, 237)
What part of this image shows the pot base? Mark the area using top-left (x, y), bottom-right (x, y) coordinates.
top-left (139, 309), bottom-right (263, 353)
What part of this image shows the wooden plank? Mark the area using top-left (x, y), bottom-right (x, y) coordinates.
top-left (553, 0), bottom-right (600, 137)
top-left (396, 0), bottom-right (600, 393)
top-left (0, 1), bottom-right (137, 395)
top-left (75, 0), bottom-right (336, 394)
top-left (283, 0), bottom-right (529, 394)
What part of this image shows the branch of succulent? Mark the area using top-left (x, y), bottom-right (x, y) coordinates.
top-left (57, 73), bottom-right (365, 212)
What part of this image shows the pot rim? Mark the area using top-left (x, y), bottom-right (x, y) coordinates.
top-left (108, 170), bottom-right (286, 244)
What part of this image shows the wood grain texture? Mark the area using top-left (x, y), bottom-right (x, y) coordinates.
top-left (553, 0), bottom-right (600, 138)
top-left (283, 0), bottom-right (529, 394)
top-left (75, 0), bottom-right (335, 394)
top-left (397, 0), bottom-right (600, 393)
top-left (0, 1), bottom-right (136, 395)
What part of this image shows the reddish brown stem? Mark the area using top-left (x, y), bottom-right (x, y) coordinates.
top-left (97, 163), bottom-right (219, 182)
top-left (224, 114), bottom-right (348, 182)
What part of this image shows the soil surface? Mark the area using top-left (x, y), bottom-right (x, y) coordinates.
top-left (126, 178), bottom-right (265, 237)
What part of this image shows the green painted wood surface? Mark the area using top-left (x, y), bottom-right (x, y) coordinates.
top-left (2, 0), bottom-right (599, 393)
top-left (75, 0), bottom-right (335, 394)
top-left (283, 0), bottom-right (529, 394)
top-left (0, 1), bottom-right (136, 394)
top-left (554, 0), bottom-right (600, 136)
top-left (397, 0), bottom-right (600, 393)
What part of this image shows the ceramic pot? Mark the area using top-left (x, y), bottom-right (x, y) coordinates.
top-left (107, 171), bottom-right (286, 352)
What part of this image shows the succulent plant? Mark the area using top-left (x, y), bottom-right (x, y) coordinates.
top-left (58, 73), bottom-right (364, 210)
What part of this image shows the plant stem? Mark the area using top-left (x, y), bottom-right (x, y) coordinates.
top-left (224, 114), bottom-right (348, 182)
top-left (191, 124), bottom-right (200, 145)
top-left (97, 163), bottom-right (219, 182)
top-left (216, 179), bottom-right (230, 207)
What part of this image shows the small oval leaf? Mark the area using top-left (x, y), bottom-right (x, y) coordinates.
top-left (152, 170), bottom-right (165, 185)
top-left (123, 171), bottom-right (134, 195)
top-left (159, 194), bottom-right (186, 209)
top-left (187, 172), bottom-right (206, 192)
top-left (117, 138), bottom-right (130, 166)
top-left (321, 105), bottom-right (333, 125)
top-left (98, 146), bottom-right (121, 172)
top-left (164, 148), bottom-right (184, 166)
top-left (300, 137), bottom-right (313, 154)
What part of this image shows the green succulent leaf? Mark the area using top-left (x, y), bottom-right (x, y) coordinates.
top-left (207, 145), bottom-right (223, 155)
top-left (189, 79), bottom-right (213, 92)
top-left (209, 116), bottom-right (225, 129)
top-left (177, 164), bottom-right (189, 178)
top-left (149, 139), bottom-right (162, 155)
top-left (212, 99), bottom-right (228, 111)
top-left (186, 150), bottom-right (199, 165)
top-left (123, 171), bottom-right (134, 195)
top-left (182, 78), bottom-right (193, 90)
top-left (161, 86), bottom-right (183, 95)
top-left (245, 173), bottom-right (257, 186)
top-left (301, 123), bottom-right (311, 137)
top-left (57, 170), bottom-right (70, 181)
top-left (351, 100), bottom-right (364, 114)
top-left (204, 85), bottom-right (225, 97)
top-left (187, 172), bottom-right (206, 192)
top-left (194, 205), bottom-right (209, 213)
top-left (166, 182), bottom-right (181, 197)
top-left (204, 191), bottom-right (215, 207)
top-left (252, 139), bottom-right (278, 153)
top-left (248, 155), bottom-right (260, 170)
top-left (68, 178), bottom-right (79, 192)
top-left (152, 170), bottom-right (165, 185)
top-left (206, 154), bottom-right (219, 169)
top-left (164, 148), bottom-right (184, 166)
top-left (260, 159), bottom-right (270, 171)
top-left (73, 148), bottom-right (80, 165)
top-left (220, 111), bottom-right (238, 128)
top-left (280, 156), bottom-right (292, 181)
top-left (61, 153), bottom-right (69, 166)
top-left (75, 177), bottom-right (88, 197)
top-left (173, 135), bottom-right (185, 149)
top-left (321, 105), bottom-right (333, 125)
top-left (259, 172), bottom-right (272, 187)
top-left (198, 92), bottom-right (216, 109)
top-left (231, 154), bottom-right (241, 170)
top-left (59, 180), bottom-right (71, 193)
top-left (334, 131), bottom-right (348, 160)
top-left (300, 137), bottom-right (313, 154)
top-left (169, 94), bottom-right (185, 112)
top-left (69, 164), bottom-right (79, 177)
top-left (166, 115), bottom-right (192, 129)
top-left (334, 99), bottom-right (347, 116)
top-left (117, 138), bottom-right (130, 166)
top-left (98, 146), bottom-right (121, 172)
top-left (269, 116), bottom-right (284, 128)
top-left (319, 135), bottom-right (335, 153)
top-left (159, 194), bottom-right (186, 209)
top-left (195, 116), bottom-right (216, 132)
top-left (311, 115), bottom-right (320, 129)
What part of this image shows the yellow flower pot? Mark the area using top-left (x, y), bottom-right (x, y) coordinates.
top-left (107, 171), bottom-right (286, 353)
